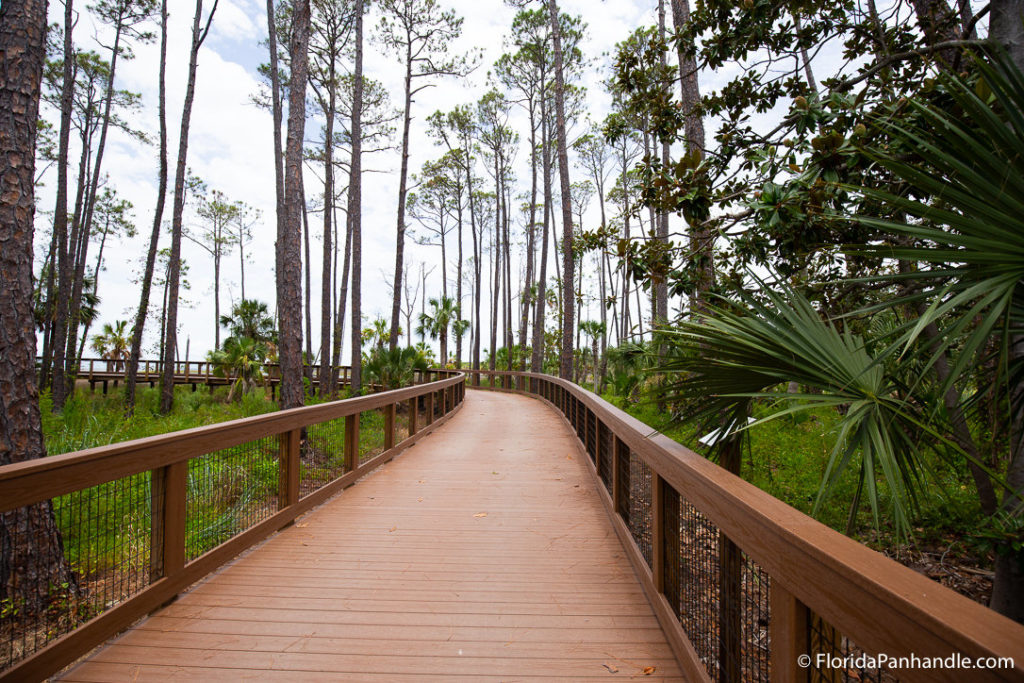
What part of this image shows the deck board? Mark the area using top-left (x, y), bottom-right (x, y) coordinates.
top-left (62, 390), bottom-right (685, 681)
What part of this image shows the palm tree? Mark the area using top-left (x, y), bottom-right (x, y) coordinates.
top-left (416, 295), bottom-right (463, 367)
top-left (579, 320), bottom-right (605, 392)
top-left (363, 345), bottom-right (429, 391)
top-left (207, 336), bottom-right (268, 401)
top-left (452, 318), bottom-right (470, 367)
top-left (654, 54), bottom-right (1024, 622)
top-left (219, 299), bottom-right (276, 344)
top-left (90, 320), bottom-right (131, 371)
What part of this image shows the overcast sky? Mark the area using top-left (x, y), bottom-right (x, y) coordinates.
top-left (38, 0), bottom-right (685, 362)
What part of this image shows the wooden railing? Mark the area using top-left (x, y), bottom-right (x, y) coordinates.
top-left (68, 358), bottom-right (367, 384)
top-left (463, 369), bottom-right (1024, 683)
top-left (0, 371), bottom-right (465, 681)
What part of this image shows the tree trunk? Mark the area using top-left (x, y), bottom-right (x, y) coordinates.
top-left (162, 0), bottom-right (218, 414)
top-left (126, 0), bottom-right (169, 414)
top-left (654, 0), bottom-right (670, 324)
top-left (0, 0), bottom-right (78, 613)
top-left (348, 0), bottom-right (364, 395)
top-left (278, 0), bottom-right (310, 410)
top-left (319, 66), bottom-right (336, 398)
top-left (213, 252), bottom-right (221, 348)
top-left (670, 0), bottom-right (714, 319)
top-left (992, 1), bottom-right (1024, 80)
top-left (531, 110), bottom-right (552, 374)
top-left (65, 15), bottom-right (128, 401)
top-left (548, 0), bottom-right (574, 381)
top-left (332, 211), bottom-right (351, 397)
top-left (43, 0), bottom-right (76, 394)
top-left (267, 0), bottom-right (285, 301)
top-left (519, 108), bottom-right (538, 371)
top-left (301, 178), bottom-right (313, 386)
top-left (389, 46), bottom-right (414, 351)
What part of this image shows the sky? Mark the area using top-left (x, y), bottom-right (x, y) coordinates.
top-left (38, 0), bottom-right (672, 363)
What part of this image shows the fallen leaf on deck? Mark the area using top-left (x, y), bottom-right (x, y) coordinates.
top-left (602, 663), bottom-right (618, 673)
top-left (642, 666), bottom-right (656, 675)
top-left (473, 512), bottom-right (487, 518)
top-left (417, 497), bottom-right (424, 502)
top-left (388, 526), bottom-right (397, 532)
top-left (566, 454), bottom-right (573, 460)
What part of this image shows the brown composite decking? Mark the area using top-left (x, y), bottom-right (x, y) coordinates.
top-left (61, 390), bottom-right (685, 681)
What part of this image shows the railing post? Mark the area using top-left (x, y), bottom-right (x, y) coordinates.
top-left (278, 428), bottom-right (300, 509)
top-left (384, 403), bottom-right (396, 450)
top-left (344, 413), bottom-right (360, 471)
top-left (425, 391), bottom-right (434, 425)
top-left (771, 583), bottom-right (810, 683)
top-left (409, 397), bottom-right (418, 436)
top-left (150, 460), bottom-right (187, 581)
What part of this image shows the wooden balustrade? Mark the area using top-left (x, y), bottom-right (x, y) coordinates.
top-left (460, 369), bottom-right (1024, 683)
top-left (0, 371), bottom-right (465, 682)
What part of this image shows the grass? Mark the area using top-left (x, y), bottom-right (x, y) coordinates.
top-left (605, 390), bottom-right (987, 559)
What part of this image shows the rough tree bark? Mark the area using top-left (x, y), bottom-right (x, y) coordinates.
top-left (277, 0), bottom-right (311, 410)
top-left (348, 0), bottom-right (364, 395)
top-left (547, 0), bottom-right (575, 380)
top-left (0, 0), bottom-right (78, 613)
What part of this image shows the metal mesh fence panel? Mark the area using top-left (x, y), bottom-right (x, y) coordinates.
top-left (185, 437), bottom-right (279, 562)
top-left (680, 494), bottom-right (721, 679)
top-left (359, 410), bottom-right (386, 464)
top-left (302, 417), bottom-right (347, 497)
top-left (2, 472), bottom-right (154, 668)
top-left (629, 452), bottom-right (653, 568)
top-left (598, 421), bottom-right (612, 494)
top-left (807, 611), bottom-right (897, 682)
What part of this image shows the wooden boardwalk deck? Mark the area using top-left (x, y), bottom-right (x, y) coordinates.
top-left (61, 390), bottom-right (685, 681)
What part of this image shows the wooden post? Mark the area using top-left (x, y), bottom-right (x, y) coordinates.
top-left (278, 429), bottom-right (301, 509)
top-left (150, 460), bottom-right (187, 581)
top-left (344, 413), bottom-right (360, 471)
top-left (384, 403), bottom-right (396, 450)
top-left (771, 582), bottom-right (810, 683)
top-left (425, 391), bottom-right (434, 425)
top-left (409, 397), bottom-right (418, 436)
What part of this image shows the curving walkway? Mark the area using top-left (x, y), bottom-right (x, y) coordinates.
top-left (62, 390), bottom-right (684, 681)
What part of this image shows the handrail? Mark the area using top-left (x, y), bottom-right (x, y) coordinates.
top-left (0, 370), bottom-right (465, 682)
top-left (462, 369), bottom-right (1024, 683)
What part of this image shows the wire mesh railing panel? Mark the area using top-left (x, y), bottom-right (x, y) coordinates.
top-left (586, 409), bottom-right (597, 462)
top-left (680, 494), bottom-right (721, 680)
top-left (302, 417), bottom-right (347, 497)
top-left (359, 410), bottom-right (386, 464)
top-left (396, 403), bottom-right (412, 443)
top-left (2, 472), bottom-right (155, 669)
top-left (185, 437), bottom-right (279, 562)
top-left (738, 552), bottom-right (771, 682)
top-left (598, 421), bottom-right (612, 494)
top-left (807, 611), bottom-right (898, 682)
top-left (615, 437), bottom-right (630, 524)
top-left (629, 451), bottom-right (653, 568)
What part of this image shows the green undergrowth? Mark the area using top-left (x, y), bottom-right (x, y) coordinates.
top-left (606, 393), bottom-right (985, 555)
top-left (40, 385), bottom-right (280, 456)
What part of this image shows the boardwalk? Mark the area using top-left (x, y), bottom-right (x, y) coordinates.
top-left (62, 390), bottom-right (684, 681)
